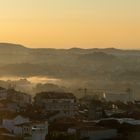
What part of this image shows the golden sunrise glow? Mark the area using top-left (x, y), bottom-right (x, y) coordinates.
top-left (0, 0), bottom-right (140, 49)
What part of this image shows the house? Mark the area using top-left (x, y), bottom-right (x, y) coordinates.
top-left (17, 121), bottom-right (48, 140)
top-left (79, 95), bottom-right (93, 106)
top-left (0, 87), bottom-right (8, 100)
top-left (7, 89), bottom-right (31, 107)
top-left (34, 92), bottom-right (77, 116)
top-left (48, 118), bottom-right (117, 140)
top-left (104, 91), bottom-right (133, 102)
top-left (0, 87), bottom-right (31, 108)
top-left (0, 99), bottom-right (20, 113)
top-left (79, 126), bottom-right (117, 140)
top-left (2, 113), bottom-right (48, 140)
top-left (2, 115), bottom-right (30, 136)
top-left (48, 117), bottom-right (78, 136)
top-left (88, 100), bottom-right (105, 120)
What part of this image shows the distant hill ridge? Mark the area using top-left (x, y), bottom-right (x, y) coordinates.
top-left (0, 43), bottom-right (27, 49)
top-left (1, 43), bottom-right (140, 98)
top-left (0, 42), bottom-right (139, 52)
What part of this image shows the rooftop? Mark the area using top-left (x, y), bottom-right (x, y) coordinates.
top-left (35, 92), bottom-right (75, 99)
top-left (0, 87), bottom-right (6, 91)
top-left (0, 128), bottom-right (11, 134)
top-left (98, 118), bottom-right (140, 125)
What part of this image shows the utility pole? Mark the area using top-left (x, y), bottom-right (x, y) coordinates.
top-left (126, 88), bottom-right (133, 102)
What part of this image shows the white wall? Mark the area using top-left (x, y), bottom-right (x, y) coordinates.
top-left (2, 115), bottom-right (29, 136)
top-left (31, 123), bottom-right (48, 140)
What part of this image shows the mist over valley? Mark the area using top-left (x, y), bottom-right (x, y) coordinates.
top-left (0, 43), bottom-right (140, 98)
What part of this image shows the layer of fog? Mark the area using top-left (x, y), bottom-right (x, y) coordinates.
top-left (0, 76), bottom-right (140, 100)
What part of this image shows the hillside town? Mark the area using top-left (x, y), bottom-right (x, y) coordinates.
top-left (0, 86), bottom-right (140, 140)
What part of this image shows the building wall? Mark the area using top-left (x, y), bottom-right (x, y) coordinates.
top-left (105, 92), bottom-right (133, 102)
top-left (80, 129), bottom-right (117, 140)
top-left (2, 119), bottom-right (14, 132)
top-left (32, 129), bottom-right (47, 140)
top-left (14, 126), bottom-right (23, 136)
top-left (36, 98), bottom-right (76, 116)
top-left (2, 115), bottom-right (29, 136)
top-left (0, 89), bottom-right (8, 99)
top-left (23, 123), bottom-right (48, 140)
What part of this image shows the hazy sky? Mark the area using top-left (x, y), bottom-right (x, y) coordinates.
top-left (0, 0), bottom-right (140, 49)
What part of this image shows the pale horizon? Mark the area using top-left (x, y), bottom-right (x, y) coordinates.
top-left (0, 0), bottom-right (140, 49)
top-left (1, 42), bottom-right (140, 50)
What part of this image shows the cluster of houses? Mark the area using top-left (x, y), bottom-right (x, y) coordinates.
top-left (34, 92), bottom-right (77, 116)
top-left (0, 86), bottom-right (140, 140)
top-left (0, 87), bottom-right (48, 140)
